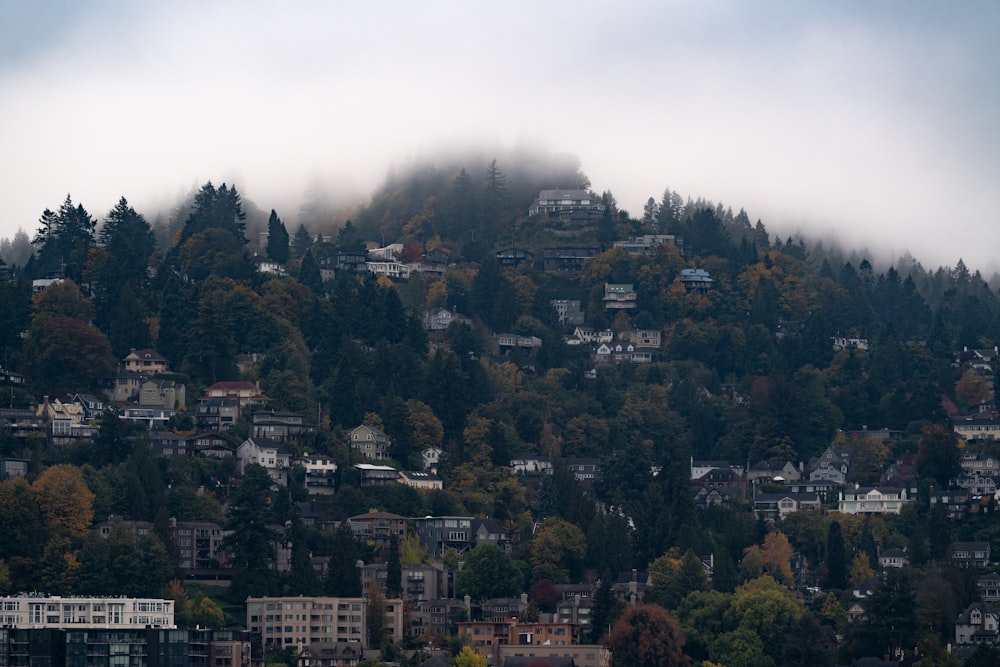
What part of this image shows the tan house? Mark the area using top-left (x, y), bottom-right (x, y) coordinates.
top-left (123, 349), bottom-right (170, 374)
top-left (398, 470), bottom-right (443, 491)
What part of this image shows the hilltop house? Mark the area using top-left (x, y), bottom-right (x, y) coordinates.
top-left (529, 189), bottom-right (604, 224)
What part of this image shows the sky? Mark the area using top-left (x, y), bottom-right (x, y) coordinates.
top-left (1, 1), bottom-right (999, 272)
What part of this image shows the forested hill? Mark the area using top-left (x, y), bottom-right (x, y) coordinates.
top-left (2, 150), bottom-right (1000, 663)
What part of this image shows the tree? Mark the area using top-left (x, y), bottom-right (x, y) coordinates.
top-left (915, 422), bottom-right (961, 488)
top-left (223, 465), bottom-right (277, 593)
top-left (386, 536), bottom-right (401, 598)
top-left (456, 543), bottom-right (522, 601)
top-left (530, 517), bottom-right (587, 584)
top-left (454, 646), bottom-right (488, 667)
top-left (826, 520), bottom-right (848, 589)
top-left (298, 249), bottom-right (323, 294)
top-left (607, 603), bottom-right (690, 667)
top-left (292, 223), bottom-right (312, 259)
top-left (851, 568), bottom-right (918, 659)
top-left (366, 584), bottom-right (387, 650)
top-left (32, 464), bottom-right (95, 539)
top-left (32, 195), bottom-right (96, 282)
top-left (266, 210), bottom-right (290, 263)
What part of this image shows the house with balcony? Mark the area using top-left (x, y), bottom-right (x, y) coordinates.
top-left (603, 283), bottom-right (636, 311)
top-left (346, 509), bottom-right (408, 548)
top-left (543, 248), bottom-right (599, 278)
top-left (123, 348), bottom-right (170, 375)
top-left (679, 268), bottom-right (713, 294)
top-left (398, 470), bottom-right (443, 491)
top-left (614, 234), bottom-right (683, 256)
top-left (529, 190), bottom-right (604, 224)
top-left (297, 453), bottom-right (338, 495)
top-left (237, 436), bottom-right (291, 485)
top-left (252, 409), bottom-right (315, 445)
top-left (838, 486), bottom-right (912, 515)
top-left (952, 542), bottom-right (992, 570)
top-left (412, 516), bottom-right (475, 558)
top-left (355, 463), bottom-right (399, 486)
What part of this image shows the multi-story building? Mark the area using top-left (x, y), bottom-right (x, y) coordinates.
top-left (346, 510), bottom-right (408, 551)
top-left (348, 425), bottom-right (391, 461)
top-left (529, 190), bottom-right (604, 224)
top-left (411, 516), bottom-right (474, 558)
top-left (0, 627), bottom-right (259, 667)
top-left (0, 595), bottom-right (175, 629)
top-left (603, 283), bottom-right (636, 311)
top-left (237, 437), bottom-right (292, 485)
top-left (246, 596), bottom-right (404, 651)
top-left (252, 410), bottom-right (315, 445)
top-left (298, 453), bottom-right (338, 495)
top-left (543, 248), bottom-right (600, 278)
top-left (838, 486), bottom-right (912, 515)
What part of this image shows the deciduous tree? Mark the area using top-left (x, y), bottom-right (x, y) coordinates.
top-left (607, 603), bottom-right (690, 667)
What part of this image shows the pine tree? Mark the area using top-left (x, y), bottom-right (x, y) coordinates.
top-left (292, 224), bottom-right (312, 259)
top-left (266, 210), bottom-right (290, 263)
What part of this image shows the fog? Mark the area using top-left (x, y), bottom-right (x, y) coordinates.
top-left (1, 1), bottom-right (998, 272)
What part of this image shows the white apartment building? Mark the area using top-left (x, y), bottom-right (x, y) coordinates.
top-left (0, 595), bottom-right (175, 629)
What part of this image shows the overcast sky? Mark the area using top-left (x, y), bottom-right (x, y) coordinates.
top-left (1, 1), bottom-right (998, 272)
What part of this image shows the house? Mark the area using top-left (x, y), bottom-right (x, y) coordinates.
top-left (70, 393), bottom-right (106, 420)
top-left (543, 248), bottom-right (600, 277)
top-left (119, 406), bottom-right (173, 430)
top-left (955, 414), bottom-right (1000, 441)
top-left (472, 518), bottom-right (512, 552)
top-left (319, 251), bottom-right (368, 280)
top-left (930, 488), bottom-right (971, 520)
top-left (297, 453), bottom-right (338, 495)
top-left (187, 432), bottom-right (233, 458)
top-left (496, 248), bottom-right (534, 269)
top-left (529, 189), bottom-right (604, 224)
top-left (495, 333), bottom-right (543, 351)
top-left (0, 408), bottom-right (45, 439)
top-left (679, 268), bottom-right (713, 294)
top-left (618, 329), bottom-right (662, 349)
top-left (411, 516), bottom-right (475, 557)
top-left (691, 459), bottom-right (741, 481)
top-left (398, 470), bottom-right (443, 491)
top-left (150, 431), bottom-right (187, 457)
top-left (978, 574), bottom-right (1000, 603)
top-left (832, 336), bottom-right (870, 351)
top-left (349, 424), bottom-right (391, 460)
top-left (962, 452), bottom-right (1000, 474)
top-left (123, 348), bottom-right (170, 374)
top-left (613, 234), bottom-right (682, 256)
top-left (254, 256), bottom-right (287, 276)
top-left (952, 542), bottom-right (992, 570)
top-left (139, 378), bottom-right (186, 410)
top-left (423, 307), bottom-right (471, 331)
top-left (251, 409), bottom-right (315, 444)
top-left (613, 570), bottom-right (650, 605)
top-left (510, 456), bottom-right (553, 475)
top-left (201, 381), bottom-right (269, 409)
top-left (365, 260), bottom-right (411, 280)
top-left (237, 436), bottom-right (292, 486)
top-left (297, 641), bottom-right (366, 667)
top-left (346, 510), bottom-right (408, 548)
top-left (367, 243), bottom-right (404, 260)
top-left (357, 561), bottom-right (447, 601)
top-left (808, 446), bottom-right (850, 484)
top-left (421, 446), bottom-right (444, 471)
top-left (838, 486), bottom-right (912, 515)
top-left (747, 460), bottom-right (801, 484)
top-left (551, 300), bottom-right (585, 326)
top-left (565, 458), bottom-right (601, 482)
top-left (565, 327), bottom-right (613, 346)
top-left (107, 369), bottom-right (145, 402)
top-left (0, 457), bottom-right (29, 480)
top-left (354, 463), bottom-right (399, 486)
top-left (955, 602), bottom-right (1000, 645)
top-left (603, 283), bottom-right (636, 311)
top-left (753, 492), bottom-right (820, 522)
top-left (879, 548), bottom-right (908, 569)
top-left (196, 397), bottom-right (240, 432)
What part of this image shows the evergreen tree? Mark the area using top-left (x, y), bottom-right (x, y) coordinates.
top-left (386, 536), bottom-right (401, 598)
top-left (266, 210), bottom-right (290, 263)
top-left (32, 195), bottom-right (96, 282)
top-left (826, 520), bottom-right (848, 589)
top-left (292, 224), bottom-right (312, 259)
top-left (298, 250), bottom-right (324, 294)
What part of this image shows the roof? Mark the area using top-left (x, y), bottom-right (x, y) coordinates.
top-left (124, 348), bottom-right (168, 362)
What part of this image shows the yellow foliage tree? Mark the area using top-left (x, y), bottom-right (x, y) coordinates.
top-left (454, 646), bottom-right (488, 667)
top-left (32, 464), bottom-right (95, 538)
